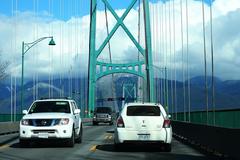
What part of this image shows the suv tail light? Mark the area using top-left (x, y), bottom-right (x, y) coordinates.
top-left (163, 119), bottom-right (171, 128)
top-left (117, 116), bottom-right (125, 128)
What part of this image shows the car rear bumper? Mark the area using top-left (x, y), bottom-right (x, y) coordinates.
top-left (19, 125), bottom-right (73, 139)
top-left (114, 128), bottom-right (172, 144)
top-left (93, 118), bottom-right (112, 123)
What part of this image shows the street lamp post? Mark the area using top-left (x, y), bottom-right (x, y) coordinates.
top-left (21, 36), bottom-right (55, 113)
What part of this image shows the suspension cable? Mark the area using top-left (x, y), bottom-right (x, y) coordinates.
top-left (202, 0), bottom-right (208, 124)
top-left (168, 0), bottom-right (173, 117)
top-left (186, 0), bottom-right (191, 122)
top-left (210, 0), bottom-right (215, 126)
top-left (104, 2), bottom-right (117, 110)
top-left (180, 0), bottom-right (186, 121)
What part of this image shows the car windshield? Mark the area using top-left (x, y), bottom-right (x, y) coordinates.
top-left (127, 105), bottom-right (160, 116)
top-left (95, 107), bottom-right (112, 113)
top-left (28, 101), bottom-right (70, 114)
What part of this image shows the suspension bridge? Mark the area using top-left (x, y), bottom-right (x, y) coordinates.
top-left (0, 0), bottom-right (240, 159)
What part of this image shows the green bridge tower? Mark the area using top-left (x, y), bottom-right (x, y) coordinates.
top-left (88, 0), bottom-right (154, 114)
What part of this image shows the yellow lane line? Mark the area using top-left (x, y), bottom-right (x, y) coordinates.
top-left (0, 144), bottom-right (9, 150)
top-left (89, 145), bottom-right (97, 152)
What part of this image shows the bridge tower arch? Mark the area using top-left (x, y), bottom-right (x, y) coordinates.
top-left (88, 0), bottom-right (155, 113)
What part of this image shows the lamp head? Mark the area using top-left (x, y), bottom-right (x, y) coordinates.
top-left (48, 37), bottom-right (56, 46)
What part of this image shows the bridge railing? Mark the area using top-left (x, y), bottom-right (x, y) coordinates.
top-left (172, 108), bottom-right (240, 128)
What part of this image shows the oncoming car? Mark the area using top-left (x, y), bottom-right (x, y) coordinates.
top-left (114, 102), bottom-right (172, 151)
top-left (92, 107), bottom-right (114, 125)
top-left (19, 98), bottom-right (82, 147)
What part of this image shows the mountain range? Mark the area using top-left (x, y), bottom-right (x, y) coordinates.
top-left (0, 76), bottom-right (240, 114)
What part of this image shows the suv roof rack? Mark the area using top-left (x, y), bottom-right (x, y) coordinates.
top-left (40, 97), bottom-right (72, 100)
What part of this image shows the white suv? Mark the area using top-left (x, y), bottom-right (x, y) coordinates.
top-left (114, 102), bottom-right (172, 151)
top-left (19, 98), bottom-right (82, 147)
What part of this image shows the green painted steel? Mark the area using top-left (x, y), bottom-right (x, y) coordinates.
top-left (88, 0), bottom-right (155, 114)
top-left (96, 61), bottom-right (145, 80)
top-left (0, 114), bottom-right (22, 122)
top-left (88, 0), bottom-right (97, 115)
top-left (173, 109), bottom-right (240, 129)
top-left (143, 0), bottom-right (155, 102)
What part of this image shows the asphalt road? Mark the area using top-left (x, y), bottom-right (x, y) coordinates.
top-left (0, 123), bottom-right (218, 160)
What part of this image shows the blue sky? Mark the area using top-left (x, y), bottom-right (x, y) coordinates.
top-left (0, 0), bottom-right (214, 20)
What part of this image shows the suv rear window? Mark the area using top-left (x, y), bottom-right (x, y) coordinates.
top-left (29, 101), bottom-right (70, 113)
top-left (127, 105), bottom-right (160, 116)
top-left (95, 107), bottom-right (112, 113)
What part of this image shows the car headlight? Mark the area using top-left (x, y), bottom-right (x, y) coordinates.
top-left (21, 119), bottom-right (30, 126)
top-left (59, 118), bottom-right (69, 125)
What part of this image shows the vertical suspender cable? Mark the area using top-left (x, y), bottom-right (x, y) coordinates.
top-left (48, 0), bottom-right (51, 97)
top-left (164, 2), bottom-right (168, 111)
top-left (172, 0), bottom-right (177, 120)
top-left (186, 0), bottom-right (191, 122)
top-left (104, 2), bottom-right (116, 110)
top-left (137, 0), bottom-right (141, 101)
top-left (14, 0), bottom-right (18, 121)
top-left (201, 0), bottom-right (208, 124)
top-left (180, 0), bottom-right (186, 121)
top-left (168, 0), bottom-right (173, 115)
top-left (160, 3), bottom-right (163, 105)
top-left (11, 0), bottom-right (14, 121)
top-left (210, 0), bottom-right (215, 125)
top-left (156, 2), bottom-right (160, 103)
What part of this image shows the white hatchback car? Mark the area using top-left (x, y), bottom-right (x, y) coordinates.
top-left (19, 98), bottom-right (82, 147)
top-left (114, 102), bottom-right (172, 151)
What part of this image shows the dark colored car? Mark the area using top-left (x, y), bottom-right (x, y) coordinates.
top-left (92, 107), bottom-right (114, 125)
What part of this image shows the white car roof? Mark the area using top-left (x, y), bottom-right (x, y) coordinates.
top-left (34, 99), bottom-right (74, 102)
top-left (126, 102), bottom-right (162, 107)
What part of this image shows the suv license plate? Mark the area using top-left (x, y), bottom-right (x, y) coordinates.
top-left (138, 134), bottom-right (150, 140)
top-left (38, 133), bottom-right (48, 139)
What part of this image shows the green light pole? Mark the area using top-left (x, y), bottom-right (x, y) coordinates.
top-left (21, 36), bottom-right (55, 113)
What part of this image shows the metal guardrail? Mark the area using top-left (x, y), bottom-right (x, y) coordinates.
top-left (0, 118), bottom-right (92, 136)
top-left (173, 108), bottom-right (240, 128)
top-left (172, 121), bottom-right (240, 159)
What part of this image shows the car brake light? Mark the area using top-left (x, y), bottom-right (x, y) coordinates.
top-left (117, 116), bottom-right (125, 128)
top-left (163, 119), bottom-right (171, 128)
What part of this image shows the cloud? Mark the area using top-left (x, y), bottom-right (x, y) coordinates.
top-left (0, 0), bottom-right (240, 81)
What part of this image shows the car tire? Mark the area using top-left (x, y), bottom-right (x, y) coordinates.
top-left (164, 143), bottom-right (172, 152)
top-left (75, 125), bottom-right (82, 143)
top-left (19, 139), bottom-right (29, 147)
top-left (67, 128), bottom-right (75, 147)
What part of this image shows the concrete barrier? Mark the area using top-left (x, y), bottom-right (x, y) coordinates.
top-left (172, 121), bottom-right (240, 159)
top-left (0, 122), bottom-right (19, 135)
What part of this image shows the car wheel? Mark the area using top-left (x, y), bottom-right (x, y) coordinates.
top-left (164, 143), bottom-right (172, 152)
top-left (93, 122), bottom-right (98, 126)
top-left (19, 139), bottom-right (29, 147)
top-left (75, 125), bottom-right (82, 143)
top-left (67, 128), bottom-right (75, 147)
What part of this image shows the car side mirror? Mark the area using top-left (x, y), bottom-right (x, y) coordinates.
top-left (74, 109), bottom-right (80, 114)
top-left (22, 110), bottom-right (28, 115)
top-left (90, 110), bottom-right (94, 114)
